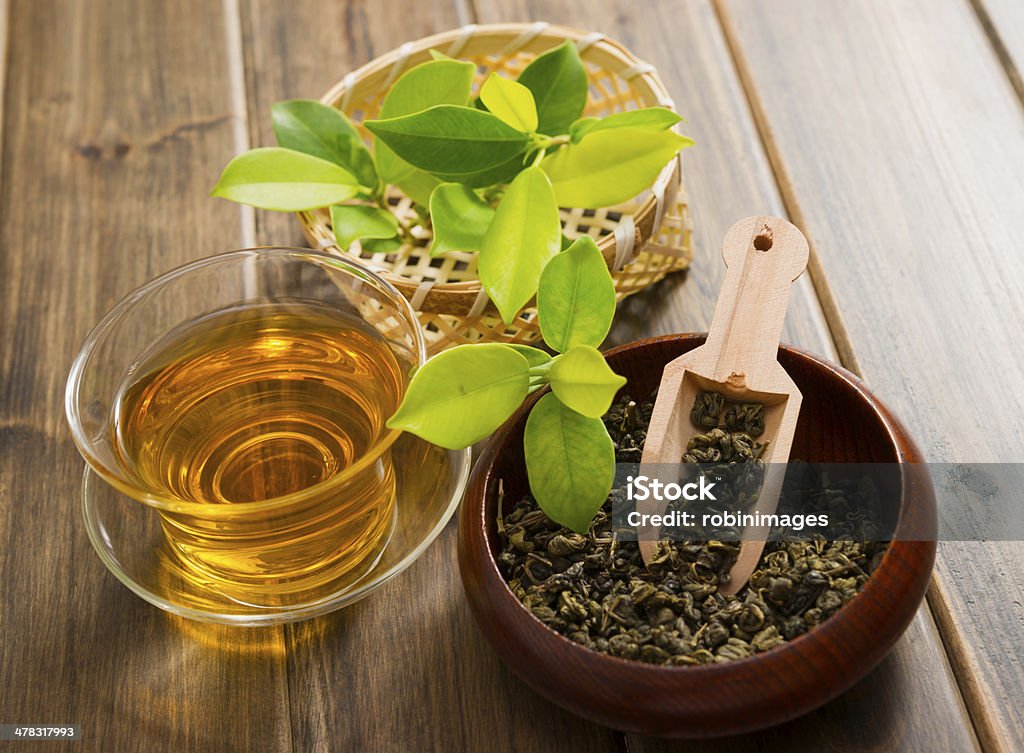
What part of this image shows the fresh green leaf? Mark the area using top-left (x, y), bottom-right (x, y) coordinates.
top-left (428, 49), bottom-right (452, 61)
top-left (568, 117), bottom-right (598, 143)
top-left (362, 237), bottom-right (403, 254)
top-left (211, 147), bottom-right (360, 211)
top-left (540, 127), bottom-right (693, 208)
top-left (433, 150), bottom-right (528, 187)
top-left (367, 105), bottom-right (530, 177)
top-left (537, 236), bottom-right (616, 352)
top-left (548, 345), bottom-right (627, 417)
top-left (524, 393), bottom-right (615, 533)
top-left (480, 74), bottom-right (538, 132)
top-left (428, 183), bottom-right (495, 256)
top-left (386, 343), bottom-right (530, 449)
top-left (374, 59), bottom-right (475, 197)
top-left (330, 205), bottom-right (399, 249)
top-left (560, 233), bottom-right (574, 250)
top-left (378, 59), bottom-right (474, 118)
top-left (271, 99), bottom-right (378, 190)
top-left (505, 344), bottom-right (552, 368)
top-left (517, 41), bottom-right (588, 136)
top-left (392, 170), bottom-right (441, 206)
top-left (478, 166), bottom-right (562, 324)
top-left (569, 106), bottom-right (682, 143)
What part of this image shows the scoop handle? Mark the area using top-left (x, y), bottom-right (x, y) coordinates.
top-left (702, 217), bottom-right (809, 390)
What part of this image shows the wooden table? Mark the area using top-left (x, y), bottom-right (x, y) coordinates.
top-left (2, 1), bottom-right (1022, 750)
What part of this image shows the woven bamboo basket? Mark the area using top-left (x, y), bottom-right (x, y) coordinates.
top-left (298, 22), bottom-right (693, 355)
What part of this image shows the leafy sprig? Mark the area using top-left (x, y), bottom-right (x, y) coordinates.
top-left (210, 40), bottom-right (695, 531)
top-left (212, 40), bottom-right (693, 325)
top-left (388, 236), bottom-right (624, 532)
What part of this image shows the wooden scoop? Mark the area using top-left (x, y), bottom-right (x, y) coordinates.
top-left (638, 216), bottom-right (809, 594)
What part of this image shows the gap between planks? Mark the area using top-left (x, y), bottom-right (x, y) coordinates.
top-left (927, 576), bottom-right (1005, 753)
top-left (966, 0), bottom-right (1024, 111)
top-left (223, 0), bottom-right (256, 248)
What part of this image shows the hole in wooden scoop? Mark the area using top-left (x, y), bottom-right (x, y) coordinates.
top-left (754, 233), bottom-right (773, 251)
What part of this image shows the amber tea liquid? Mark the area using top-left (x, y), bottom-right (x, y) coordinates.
top-left (109, 302), bottom-right (405, 602)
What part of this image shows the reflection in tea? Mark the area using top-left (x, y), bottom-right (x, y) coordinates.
top-left (110, 302), bottom-right (405, 600)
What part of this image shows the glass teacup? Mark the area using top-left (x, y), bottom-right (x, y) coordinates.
top-left (66, 248), bottom-right (425, 609)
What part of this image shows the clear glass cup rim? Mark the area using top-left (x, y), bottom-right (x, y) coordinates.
top-left (65, 246), bottom-right (427, 517)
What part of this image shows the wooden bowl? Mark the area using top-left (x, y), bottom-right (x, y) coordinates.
top-left (457, 334), bottom-right (936, 738)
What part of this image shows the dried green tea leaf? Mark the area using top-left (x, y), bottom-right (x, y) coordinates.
top-left (330, 205), bottom-right (399, 250)
top-left (271, 99), bottom-right (378, 190)
top-left (690, 391), bottom-right (725, 430)
top-left (386, 343), bottom-right (530, 449)
top-left (524, 393), bottom-right (615, 534)
top-left (480, 74), bottom-right (538, 132)
top-left (537, 236), bottom-right (616, 352)
top-left (478, 166), bottom-right (562, 324)
top-left (517, 41), bottom-right (588, 136)
top-left (366, 105), bottom-right (530, 177)
top-left (568, 106), bottom-right (682, 143)
top-left (211, 147), bottom-right (360, 211)
top-left (428, 183), bottom-right (495, 256)
top-left (548, 345), bottom-right (627, 417)
top-left (540, 127), bottom-right (693, 208)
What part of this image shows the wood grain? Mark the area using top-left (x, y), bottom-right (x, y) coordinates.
top-left (0, 1), bottom-right (289, 751)
top-left (237, 2), bottom-right (617, 751)
top-left (716, 0), bottom-right (1024, 750)
top-left (470, 1), bottom-right (979, 751)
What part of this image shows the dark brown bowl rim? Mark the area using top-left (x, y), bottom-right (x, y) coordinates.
top-left (463, 334), bottom-right (933, 679)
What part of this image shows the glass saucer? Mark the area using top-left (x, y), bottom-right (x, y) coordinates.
top-left (82, 433), bottom-right (471, 625)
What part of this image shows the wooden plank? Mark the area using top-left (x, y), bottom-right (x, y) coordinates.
top-left (237, 3), bottom-right (616, 751)
top-left (716, 0), bottom-right (1024, 750)
top-left (470, 1), bottom-right (979, 751)
top-left (0, 1), bottom-right (290, 751)
top-left (971, 0), bottom-right (1024, 105)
